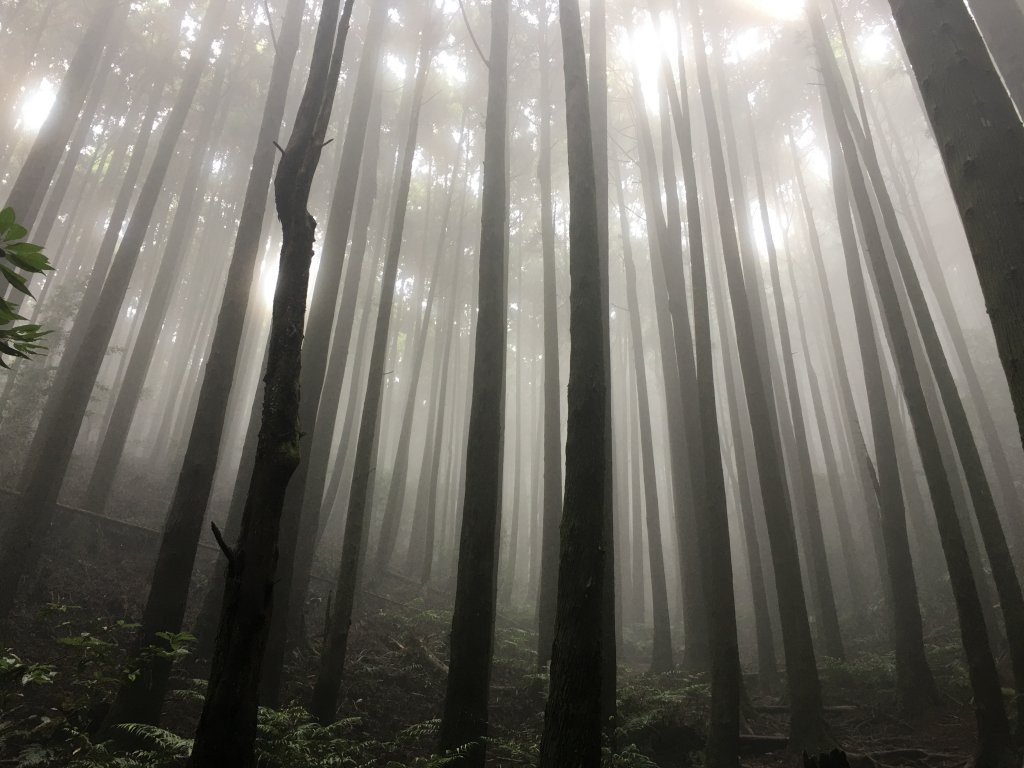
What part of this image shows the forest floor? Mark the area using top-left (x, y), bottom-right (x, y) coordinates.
top-left (0, 524), bottom-right (992, 767)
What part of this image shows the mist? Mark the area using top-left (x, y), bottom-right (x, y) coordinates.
top-left (2, 0), bottom-right (1024, 765)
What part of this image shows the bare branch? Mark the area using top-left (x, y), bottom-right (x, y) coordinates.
top-left (261, 0), bottom-right (279, 52)
top-left (457, 0), bottom-right (489, 69)
top-left (210, 521), bottom-right (236, 570)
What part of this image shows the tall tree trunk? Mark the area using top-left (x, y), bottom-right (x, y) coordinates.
top-left (262, 2), bottom-right (391, 703)
top-left (812, 7), bottom-right (1014, 760)
top-left (188, 1), bottom-right (356, 764)
top-left (886, 0), bottom-right (1024, 452)
top-left (436, 0), bottom-right (509, 762)
top-left (829, 23), bottom-right (1024, 725)
top-left (746, 107), bottom-right (844, 661)
top-left (83, 57), bottom-right (230, 512)
top-left (309, 19), bottom-right (436, 724)
top-left (371, 125), bottom-right (466, 577)
top-left (618, 178), bottom-right (672, 674)
top-left (588, 0), bottom-right (617, 734)
top-left (689, 2), bottom-right (830, 753)
top-left (711, 249), bottom-right (779, 694)
top-left (535, 1), bottom-right (563, 668)
top-left (537, 0), bottom-right (607, 764)
top-left (818, 93), bottom-right (937, 715)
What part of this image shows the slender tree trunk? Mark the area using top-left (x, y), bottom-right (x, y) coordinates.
top-left (830, 24), bottom-right (1024, 725)
top-left (263, 5), bottom-right (391, 692)
top-left (84, 59), bottom-right (230, 512)
top-left (618, 180), bottom-right (672, 674)
top-left (535, 2), bottom-right (563, 667)
top-left (712, 251), bottom-right (779, 693)
top-left (813, 6), bottom-right (1014, 759)
top-left (537, 0), bottom-right (607, 764)
top-left (309, 20), bottom-right (436, 724)
top-left (690, 2), bottom-right (830, 753)
top-left (188, 2), bottom-right (356, 764)
top-left (747, 108), bottom-right (844, 661)
top-left (371, 126), bottom-right (466, 577)
top-left (435, 0), bottom-right (509, 761)
top-left (588, 0), bottom-right (617, 735)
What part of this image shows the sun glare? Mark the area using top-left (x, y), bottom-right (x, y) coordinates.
top-left (19, 80), bottom-right (56, 132)
top-left (616, 14), bottom-right (678, 114)
top-left (859, 24), bottom-right (892, 64)
top-left (741, 0), bottom-right (805, 21)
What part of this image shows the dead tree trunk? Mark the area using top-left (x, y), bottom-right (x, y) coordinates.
top-left (188, 1), bottom-right (356, 765)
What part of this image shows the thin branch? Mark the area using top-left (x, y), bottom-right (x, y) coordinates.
top-left (457, 0), bottom-right (489, 69)
top-left (210, 521), bottom-right (236, 570)
top-left (261, 0), bottom-right (278, 52)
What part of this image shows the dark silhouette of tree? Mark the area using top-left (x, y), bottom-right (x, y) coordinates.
top-left (189, 0), bottom-right (357, 764)
top-left (437, 0), bottom-right (509, 761)
top-left (535, 0), bottom-right (563, 669)
top-left (887, 0), bottom-right (1024, 452)
top-left (537, 0), bottom-right (607, 763)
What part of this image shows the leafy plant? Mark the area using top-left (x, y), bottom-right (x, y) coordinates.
top-left (0, 206), bottom-right (53, 367)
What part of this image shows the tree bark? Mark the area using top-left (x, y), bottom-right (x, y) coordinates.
top-left (537, 0), bottom-right (607, 764)
top-left (887, 0), bottom-right (1024, 456)
top-left (436, 1), bottom-right (509, 761)
top-left (188, 1), bottom-right (356, 764)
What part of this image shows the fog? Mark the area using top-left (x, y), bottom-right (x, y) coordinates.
top-left (2, 0), bottom-right (1024, 765)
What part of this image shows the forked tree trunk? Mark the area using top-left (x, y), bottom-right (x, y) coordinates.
top-left (261, 3), bottom-right (391, 704)
top-left (189, 1), bottom-right (356, 764)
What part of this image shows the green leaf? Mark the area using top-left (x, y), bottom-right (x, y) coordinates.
top-left (0, 264), bottom-right (30, 296)
top-left (6, 224), bottom-right (27, 240)
top-left (0, 207), bottom-right (15, 234)
top-left (7, 250), bottom-right (49, 273)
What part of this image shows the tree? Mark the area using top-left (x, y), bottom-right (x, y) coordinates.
top-left (151, 0), bottom-right (307, 662)
top-left (437, 0), bottom-right (509, 762)
top-left (309, 13), bottom-right (438, 723)
top-left (812, 6), bottom-right (1015, 760)
top-left (537, 0), bottom-right (607, 764)
top-left (617, 177), bottom-right (672, 674)
top-left (887, 0), bottom-right (1024, 451)
top-left (188, 0), bottom-right (357, 764)
top-left (263, 3), bottom-right (391, 701)
top-left (535, 0), bottom-right (563, 669)
top-left (689, 0), bottom-right (831, 754)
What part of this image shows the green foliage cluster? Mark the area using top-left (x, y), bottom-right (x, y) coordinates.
top-left (0, 207), bottom-right (53, 367)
